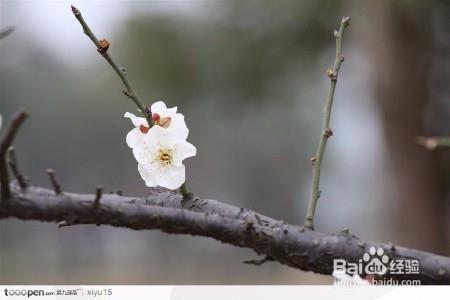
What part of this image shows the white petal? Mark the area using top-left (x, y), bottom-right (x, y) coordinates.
top-left (169, 114), bottom-right (189, 140)
top-left (145, 125), bottom-right (170, 146)
top-left (151, 101), bottom-right (177, 117)
top-left (124, 112), bottom-right (148, 128)
top-left (172, 140), bottom-right (196, 166)
top-left (132, 145), bottom-right (153, 165)
top-left (157, 165), bottom-right (185, 189)
top-left (126, 128), bottom-right (145, 149)
top-left (138, 163), bottom-right (158, 187)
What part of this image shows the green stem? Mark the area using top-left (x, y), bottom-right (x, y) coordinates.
top-left (71, 6), bottom-right (153, 126)
top-left (304, 17), bottom-right (350, 230)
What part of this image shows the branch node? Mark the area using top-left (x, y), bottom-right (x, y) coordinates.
top-left (46, 169), bottom-right (62, 195)
top-left (312, 239), bottom-right (320, 247)
top-left (98, 38), bottom-right (110, 54)
top-left (324, 128), bottom-right (333, 138)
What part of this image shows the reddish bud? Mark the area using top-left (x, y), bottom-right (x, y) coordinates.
top-left (139, 124), bottom-right (150, 134)
top-left (152, 113), bottom-right (160, 122)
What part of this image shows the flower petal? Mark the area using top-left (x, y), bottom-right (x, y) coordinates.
top-left (138, 163), bottom-right (158, 187)
top-left (126, 128), bottom-right (145, 149)
top-left (172, 140), bottom-right (196, 166)
top-left (124, 112), bottom-right (148, 128)
top-left (151, 101), bottom-right (177, 116)
top-left (156, 164), bottom-right (185, 189)
top-left (169, 114), bottom-right (189, 140)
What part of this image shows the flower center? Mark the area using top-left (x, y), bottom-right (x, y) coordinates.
top-left (156, 149), bottom-right (173, 166)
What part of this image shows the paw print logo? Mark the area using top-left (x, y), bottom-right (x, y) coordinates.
top-left (363, 247), bottom-right (389, 275)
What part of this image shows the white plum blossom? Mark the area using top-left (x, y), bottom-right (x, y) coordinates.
top-left (132, 125), bottom-right (196, 189)
top-left (125, 101), bottom-right (188, 149)
top-left (124, 101), bottom-right (196, 189)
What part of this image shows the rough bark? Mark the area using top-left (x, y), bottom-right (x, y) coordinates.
top-left (1, 182), bottom-right (449, 284)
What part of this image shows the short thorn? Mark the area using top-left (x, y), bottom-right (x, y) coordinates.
top-left (57, 220), bottom-right (69, 228)
top-left (340, 227), bottom-right (350, 234)
top-left (94, 185), bottom-right (103, 207)
top-left (112, 189), bottom-right (122, 196)
top-left (7, 147), bottom-right (28, 189)
top-left (357, 241), bottom-right (365, 248)
top-left (46, 169), bottom-right (62, 194)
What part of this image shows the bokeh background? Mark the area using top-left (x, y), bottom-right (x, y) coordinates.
top-left (1, 0), bottom-right (449, 284)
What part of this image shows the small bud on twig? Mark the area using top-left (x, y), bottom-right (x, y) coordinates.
top-left (324, 128), bottom-right (333, 138)
top-left (98, 38), bottom-right (110, 54)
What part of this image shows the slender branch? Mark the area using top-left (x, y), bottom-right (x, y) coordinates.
top-left (70, 5), bottom-right (153, 127)
top-left (1, 183), bottom-right (449, 284)
top-left (304, 17), bottom-right (350, 229)
top-left (416, 136), bottom-right (450, 150)
top-left (0, 110), bottom-right (28, 200)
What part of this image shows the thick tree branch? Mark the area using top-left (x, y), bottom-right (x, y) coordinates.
top-left (1, 183), bottom-right (449, 284)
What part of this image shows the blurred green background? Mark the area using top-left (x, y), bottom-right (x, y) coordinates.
top-left (1, 0), bottom-right (449, 284)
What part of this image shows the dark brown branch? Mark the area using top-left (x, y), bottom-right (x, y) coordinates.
top-left (1, 183), bottom-right (449, 284)
top-left (0, 110), bottom-right (28, 200)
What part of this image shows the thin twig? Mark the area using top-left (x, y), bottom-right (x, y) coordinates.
top-left (0, 110), bottom-right (28, 201)
top-left (70, 5), bottom-right (153, 126)
top-left (7, 147), bottom-right (28, 189)
top-left (46, 169), bottom-right (62, 195)
top-left (304, 17), bottom-right (350, 229)
top-left (415, 136), bottom-right (450, 150)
